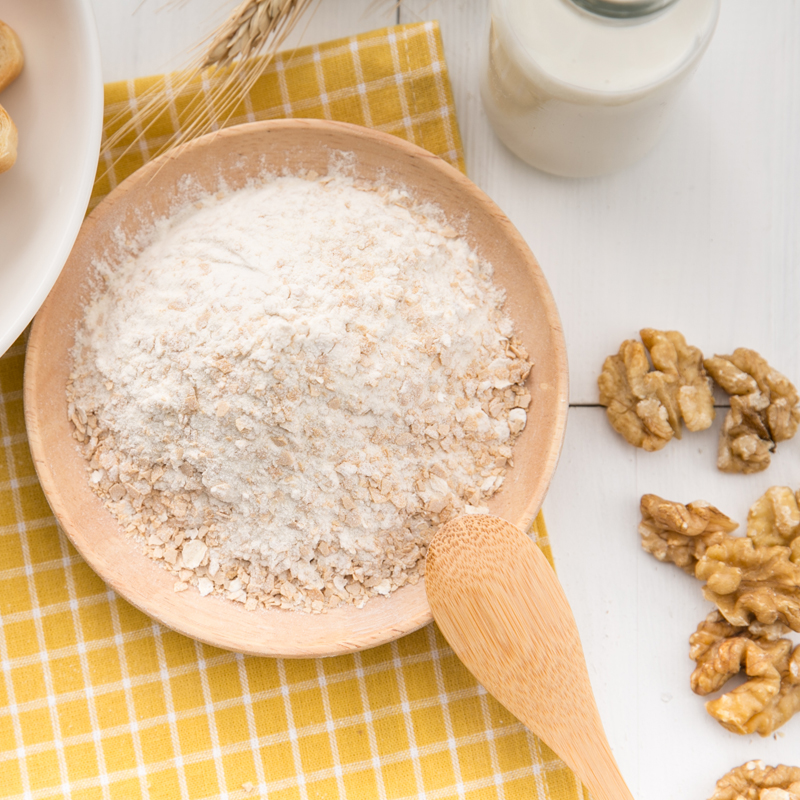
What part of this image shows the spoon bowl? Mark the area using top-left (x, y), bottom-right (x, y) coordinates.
top-left (426, 515), bottom-right (634, 800)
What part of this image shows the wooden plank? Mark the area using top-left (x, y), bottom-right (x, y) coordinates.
top-left (544, 406), bottom-right (800, 800)
top-left (402, 0), bottom-right (800, 405)
top-left (91, 0), bottom-right (398, 82)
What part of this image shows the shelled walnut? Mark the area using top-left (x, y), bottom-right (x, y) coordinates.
top-left (747, 486), bottom-right (800, 551)
top-left (598, 339), bottom-right (674, 451)
top-left (705, 349), bottom-right (800, 474)
top-left (640, 328), bottom-right (716, 433)
top-left (640, 485), bottom-right (800, 734)
top-left (694, 501), bottom-right (800, 631)
top-left (709, 761), bottom-right (800, 800)
top-left (598, 329), bottom-right (714, 451)
top-left (639, 494), bottom-right (738, 574)
top-left (696, 535), bottom-right (800, 631)
top-left (690, 611), bottom-right (800, 736)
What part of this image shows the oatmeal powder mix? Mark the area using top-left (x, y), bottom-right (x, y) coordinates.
top-left (68, 170), bottom-right (533, 611)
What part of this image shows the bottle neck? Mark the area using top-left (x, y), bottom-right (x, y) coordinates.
top-left (568, 0), bottom-right (678, 18)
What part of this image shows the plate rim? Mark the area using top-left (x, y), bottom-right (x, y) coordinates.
top-left (0, 0), bottom-right (104, 354)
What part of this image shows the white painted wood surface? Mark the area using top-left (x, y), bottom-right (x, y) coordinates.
top-left (88, 2), bottom-right (800, 798)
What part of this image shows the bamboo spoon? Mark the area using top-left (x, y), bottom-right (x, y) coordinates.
top-left (425, 515), bottom-right (634, 800)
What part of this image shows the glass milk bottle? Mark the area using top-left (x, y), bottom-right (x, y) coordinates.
top-left (480, 0), bottom-right (720, 177)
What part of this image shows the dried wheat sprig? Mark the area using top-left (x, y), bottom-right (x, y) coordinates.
top-left (179, 0), bottom-right (313, 141)
top-left (101, 0), bottom-right (319, 179)
top-left (204, 0), bottom-right (297, 66)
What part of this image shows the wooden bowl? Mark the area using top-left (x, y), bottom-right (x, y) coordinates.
top-left (24, 119), bottom-right (568, 658)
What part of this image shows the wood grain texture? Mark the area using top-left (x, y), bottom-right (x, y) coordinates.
top-left (24, 118), bottom-right (567, 658)
top-left (91, 0), bottom-right (399, 83)
top-left (402, 0), bottom-right (800, 405)
top-left (426, 515), bottom-right (634, 800)
top-left (544, 408), bottom-right (800, 797)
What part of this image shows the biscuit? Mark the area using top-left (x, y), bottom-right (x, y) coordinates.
top-left (0, 103), bottom-right (17, 173)
top-left (0, 20), bottom-right (24, 93)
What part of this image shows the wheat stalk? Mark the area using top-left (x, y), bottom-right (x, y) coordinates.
top-left (204, 0), bottom-right (298, 66)
top-left (101, 0), bottom-right (319, 178)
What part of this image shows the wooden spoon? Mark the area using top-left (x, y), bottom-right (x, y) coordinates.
top-left (425, 515), bottom-right (634, 800)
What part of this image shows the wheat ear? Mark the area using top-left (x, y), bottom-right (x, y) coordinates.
top-left (101, 0), bottom-right (319, 179)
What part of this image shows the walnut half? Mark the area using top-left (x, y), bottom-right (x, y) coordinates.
top-left (640, 328), bottom-right (715, 433)
top-left (692, 486), bottom-right (800, 633)
top-left (705, 349), bottom-right (800, 474)
top-left (639, 494), bottom-right (738, 574)
top-left (598, 339), bottom-right (674, 451)
top-left (747, 486), bottom-right (800, 551)
top-left (695, 535), bottom-right (800, 632)
top-left (709, 762), bottom-right (800, 800)
top-left (690, 611), bottom-right (800, 736)
top-left (598, 330), bottom-right (714, 451)
top-left (641, 486), bottom-right (800, 735)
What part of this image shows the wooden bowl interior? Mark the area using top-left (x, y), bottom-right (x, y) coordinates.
top-left (24, 120), bottom-right (568, 657)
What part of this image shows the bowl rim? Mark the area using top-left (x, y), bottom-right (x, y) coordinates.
top-left (24, 118), bottom-right (569, 657)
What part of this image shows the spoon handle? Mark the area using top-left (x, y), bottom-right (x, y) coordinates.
top-left (426, 516), bottom-right (635, 800)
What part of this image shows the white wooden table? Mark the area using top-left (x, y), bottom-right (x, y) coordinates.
top-left (90, 2), bottom-right (800, 797)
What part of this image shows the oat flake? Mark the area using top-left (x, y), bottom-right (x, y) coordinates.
top-left (67, 170), bottom-right (533, 612)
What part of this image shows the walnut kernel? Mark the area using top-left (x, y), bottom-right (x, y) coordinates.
top-left (747, 486), bottom-right (800, 550)
top-left (598, 339), bottom-right (674, 451)
top-left (639, 493), bottom-right (737, 574)
top-left (598, 329), bottom-right (714, 451)
top-left (690, 611), bottom-right (799, 735)
top-left (705, 349), bottom-right (800, 474)
top-left (696, 536), bottom-right (800, 632)
top-left (641, 486), bottom-right (800, 734)
top-left (640, 328), bottom-right (715, 433)
top-left (709, 762), bottom-right (800, 800)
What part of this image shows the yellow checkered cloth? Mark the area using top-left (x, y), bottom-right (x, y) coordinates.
top-left (0, 21), bottom-right (584, 800)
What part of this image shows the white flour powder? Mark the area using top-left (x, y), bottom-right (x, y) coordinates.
top-left (68, 169), bottom-right (533, 611)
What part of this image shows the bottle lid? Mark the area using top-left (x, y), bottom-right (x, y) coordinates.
top-left (570, 0), bottom-right (677, 17)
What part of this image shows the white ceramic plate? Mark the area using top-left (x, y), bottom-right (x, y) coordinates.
top-left (0, 0), bottom-right (103, 354)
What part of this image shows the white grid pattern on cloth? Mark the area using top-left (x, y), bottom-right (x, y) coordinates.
top-left (151, 624), bottom-right (192, 799)
top-left (478, 688), bottom-right (509, 800)
top-left (311, 46), bottom-right (333, 121)
top-left (313, 659), bottom-right (346, 799)
top-left (0, 581), bottom-right (31, 796)
top-left (1, 550), bottom-right (572, 800)
top-left (398, 22), bottom-right (444, 164)
top-left (57, 534), bottom-right (115, 800)
top-left (386, 31), bottom-right (415, 144)
top-left (425, 624), bottom-right (466, 799)
top-left (1, 344), bottom-right (67, 796)
top-left (386, 641), bottom-right (424, 797)
top-left (125, 76), bottom-right (154, 177)
top-left (348, 38), bottom-right (375, 130)
top-left (235, 656), bottom-right (268, 794)
top-left (195, 643), bottom-right (229, 797)
top-left (277, 657), bottom-right (309, 800)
